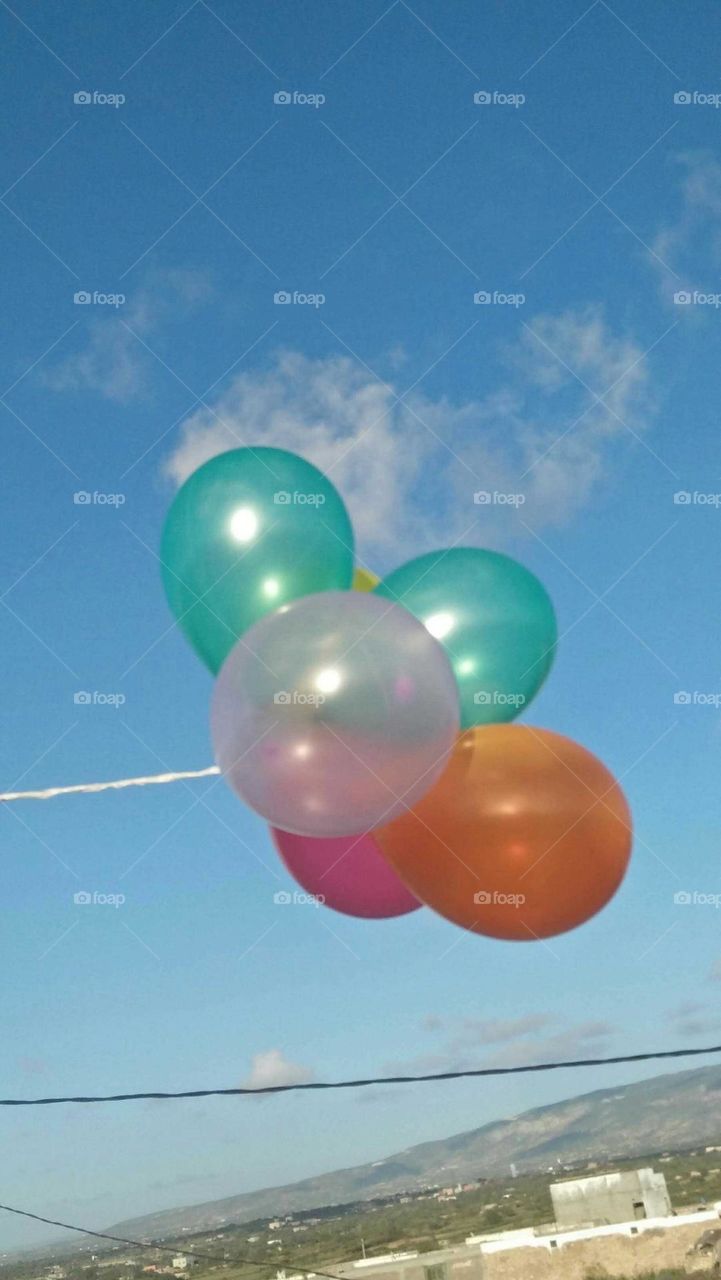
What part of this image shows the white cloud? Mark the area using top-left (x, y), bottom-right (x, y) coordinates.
top-left (666, 998), bottom-right (720, 1038)
top-left (44, 268), bottom-right (212, 402)
top-left (163, 306), bottom-right (654, 558)
top-left (453, 1013), bottom-right (556, 1047)
top-left (387, 1015), bottom-right (615, 1076)
top-left (241, 1048), bottom-right (315, 1091)
top-left (651, 151), bottom-right (721, 301)
top-left (480, 1020), bottom-right (615, 1069)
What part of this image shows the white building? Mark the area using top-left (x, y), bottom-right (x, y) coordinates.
top-left (466, 1204), bottom-right (721, 1256)
top-left (550, 1167), bottom-right (671, 1227)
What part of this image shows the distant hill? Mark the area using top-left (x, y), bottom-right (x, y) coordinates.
top-left (107, 1064), bottom-right (721, 1240)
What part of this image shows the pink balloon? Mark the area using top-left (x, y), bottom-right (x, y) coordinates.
top-left (271, 827), bottom-right (421, 920)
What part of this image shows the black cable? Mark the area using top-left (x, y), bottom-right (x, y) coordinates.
top-left (0, 1203), bottom-right (344, 1280)
top-left (0, 1042), bottom-right (719, 1107)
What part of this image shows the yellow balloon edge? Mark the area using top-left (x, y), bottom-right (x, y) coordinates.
top-left (352, 567), bottom-right (380, 593)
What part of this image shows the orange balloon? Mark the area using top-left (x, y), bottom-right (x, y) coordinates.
top-left (374, 725), bottom-right (632, 941)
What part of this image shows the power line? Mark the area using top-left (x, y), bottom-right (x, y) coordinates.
top-left (0, 1043), bottom-right (719, 1107)
top-left (0, 1204), bottom-right (344, 1280)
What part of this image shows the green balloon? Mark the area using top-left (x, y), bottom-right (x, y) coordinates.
top-left (374, 548), bottom-right (557, 729)
top-left (161, 447), bottom-right (354, 673)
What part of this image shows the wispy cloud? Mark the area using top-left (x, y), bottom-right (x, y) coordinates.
top-left (241, 1048), bottom-right (315, 1091)
top-left (43, 268), bottom-right (212, 402)
top-left (666, 998), bottom-right (720, 1038)
top-left (426, 1012), bottom-right (556, 1047)
top-left (389, 1013), bottom-right (616, 1075)
top-left (163, 306), bottom-right (655, 558)
top-left (651, 150), bottom-right (721, 303)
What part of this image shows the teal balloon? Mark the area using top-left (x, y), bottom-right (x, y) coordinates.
top-left (161, 447), bottom-right (354, 673)
top-left (374, 548), bottom-right (557, 729)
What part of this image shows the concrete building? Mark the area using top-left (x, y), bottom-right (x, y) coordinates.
top-left (550, 1168), bottom-right (671, 1228)
top-left (327, 1207), bottom-right (721, 1280)
top-left (333, 1243), bottom-right (485, 1280)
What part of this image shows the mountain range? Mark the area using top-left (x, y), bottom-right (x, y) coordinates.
top-left (106, 1063), bottom-right (721, 1240)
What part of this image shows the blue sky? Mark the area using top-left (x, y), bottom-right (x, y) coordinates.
top-left (2, 0), bottom-right (721, 1252)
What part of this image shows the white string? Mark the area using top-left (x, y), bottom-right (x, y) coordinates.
top-left (0, 765), bottom-right (220, 803)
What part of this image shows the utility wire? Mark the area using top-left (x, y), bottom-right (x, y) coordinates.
top-left (0, 1203), bottom-right (343, 1280)
top-left (0, 1043), bottom-right (719, 1107)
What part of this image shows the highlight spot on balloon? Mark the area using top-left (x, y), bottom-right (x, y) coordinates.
top-left (316, 667), bottom-right (342, 695)
top-left (425, 611), bottom-right (455, 640)
top-left (262, 577), bottom-right (281, 599)
top-left (229, 506), bottom-right (259, 542)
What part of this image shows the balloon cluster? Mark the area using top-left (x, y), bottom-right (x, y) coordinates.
top-left (162, 447), bottom-right (632, 941)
